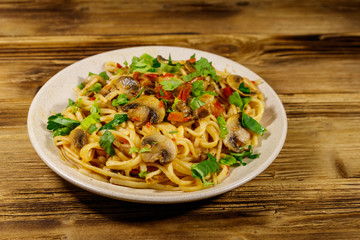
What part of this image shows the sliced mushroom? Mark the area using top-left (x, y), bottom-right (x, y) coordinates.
top-left (223, 113), bottom-right (251, 152)
top-left (156, 55), bottom-right (168, 63)
top-left (140, 134), bottom-right (177, 164)
top-left (69, 128), bottom-right (88, 152)
top-left (116, 76), bottom-right (140, 99)
top-left (122, 95), bottom-right (165, 127)
top-left (144, 87), bottom-right (157, 96)
top-left (226, 74), bottom-right (244, 91)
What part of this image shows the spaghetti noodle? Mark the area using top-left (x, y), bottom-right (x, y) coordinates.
top-left (47, 53), bottom-right (266, 192)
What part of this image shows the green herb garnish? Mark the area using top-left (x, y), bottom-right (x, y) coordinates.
top-left (241, 113), bottom-right (266, 135)
top-left (100, 114), bottom-right (128, 130)
top-left (217, 115), bottom-right (228, 139)
top-left (112, 94), bottom-right (128, 106)
top-left (88, 83), bottom-right (102, 93)
top-left (47, 113), bottom-right (80, 137)
top-left (191, 153), bottom-right (220, 187)
top-left (159, 78), bottom-right (183, 91)
top-left (189, 97), bottom-right (205, 110)
top-left (99, 130), bottom-right (115, 156)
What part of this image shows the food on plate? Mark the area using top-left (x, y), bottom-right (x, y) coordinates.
top-left (47, 53), bottom-right (266, 191)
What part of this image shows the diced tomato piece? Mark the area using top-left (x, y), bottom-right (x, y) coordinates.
top-left (89, 96), bottom-right (96, 101)
top-left (211, 101), bottom-right (224, 118)
top-left (162, 73), bottom-right (174, 78)
top-left (222, 86), bottom-right (234, 99)
top-left (133, 71), bottom-right (139, 80)
top-left (177, 84), bottom-right (191, 101)
top-left (156, 85), bottom-right (173, 100)
top-left (145, 74), bottom-right (159, 82)
top-left (116, 63), bottom-right (122, 68)
top-left (168, 112), bottom-right (191, 122)
top-left (188, 58), bottom-right (196, 63)
top-left (131, 116), bottom-right (141, 121)
top-left (117, 136), bottom-right (129, 144)
top-left (159, 100), bottom-right (165, 108)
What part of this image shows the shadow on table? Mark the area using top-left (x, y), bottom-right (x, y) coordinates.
top-left (64, 181), bottom-right (217, 222)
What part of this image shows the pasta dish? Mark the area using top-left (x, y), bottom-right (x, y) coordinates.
top-left (47, 53), bottom-right (266, 192)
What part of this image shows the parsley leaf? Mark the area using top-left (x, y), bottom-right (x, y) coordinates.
top-left (183, 72), bottom-right (200, 82)
top-left (229, 92), bottom-right (243, 108)
top-left (138, 171), bottom-right (149, 178)
top-left (99, 130), bottom-right (115, 156)
top-left (67, 99), bottom-right (76, 108)
top-left (47, 113), bottom-right (80, 137)
top-left (129, 147), bottom-right (139, 154)
top-left (99, 71), bottom-right (109, 81)
top-left (112, 94), bottom-right (128, 106)
top-left (130, 53), bottom-right (159, 73)
top-left (80, 113), bottom-right (100, 132)
top-left (88, 83), bottom-right (102, 93)
top-left (89, 71), bottom-right (109, 81)
top-left (241, 113), bottom-right (266, 136)
top-left (189, 97), bottom-right (205, 110)
top-left (81, 100), bottom-right (100, 132)
top-left (241, 97), bottom-right (252, 111)
top-left (219, 155), bottom-right (238, 166)
top-left (100, 114), bottom-right (128, 130)
top-left (159, 78), bottom-right (183, 91)
top-left (182, 57), bottom-right (219, 82)
top-left (217, 115), bottom-right (229, 139)
top-left (195, 57), bottom-right (219, 81)
top-left (191, 153), bottom-right (220, 187)
top-left (239, 82), bottom-right (250, 94)
top-left (78, 82), bottom-right (85, 90)
top-left (230, 145), bottom-right (260, 165)
top-left (139, 147), bottom-right (151, 153)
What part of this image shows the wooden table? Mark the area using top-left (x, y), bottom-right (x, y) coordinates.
top-left (1, 1), bottom-right (360, 239)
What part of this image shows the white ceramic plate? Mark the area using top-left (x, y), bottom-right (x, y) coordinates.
top-left (28, 46), bottom-right (287, 204)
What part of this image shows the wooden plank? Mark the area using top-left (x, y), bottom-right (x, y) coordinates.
top-left (0, 0), bottom-right (359, 36)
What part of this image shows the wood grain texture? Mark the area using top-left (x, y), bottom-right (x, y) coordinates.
top-left (1, 0), bottom-right (360, 239)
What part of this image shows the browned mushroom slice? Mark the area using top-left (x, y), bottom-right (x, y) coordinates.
top-left (122, 95), bottom-right (165, 127)
top-left (226, 74), bottom-right (244, 92)
top-left (69, 128), bottom-right (88, 152)
top-left (140, 134), bottom-right (177, 164)
top-left (184, 60), bottom-right (196, 73)
top-left (115, 76), bottom-right (140, 99)
top-left (223, 113), bottom-right (251, 152)
top-left (156, 55), bottom-right (168, 63)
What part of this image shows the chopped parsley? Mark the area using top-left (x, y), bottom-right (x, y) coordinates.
top-left (112, 94), bottom-right (128, 106)
top-left (77, 82), bottom-right (85, 90)
top-left (191, 153), bottom-right (220, 187)
top-left (138, 171), bottom-right (149, 178)
top-left (80, 100), bottom-right (100, 132)
top-left (99, 130), bottom-right (115, 156)
top-left (88, 83), bottom-right (102, 93)
top-left (217, 115), bottom-right (229, 139)
top-left (47, 114), bottom-right (80, 137)
top-left (241, 113), bottom-right (266, 136)
top-left (99, 114), bottom-right (128, 130)
top-left (183, 57), bottom-right (219, 82)
top-left (189, 97), bottom-right (205, 110)
top-left (159, 78), bottom-right (183, 91)
top-left (239, 82), bottom-right (250, 94)
top-left (129, 146), bottom-right (151, 154)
